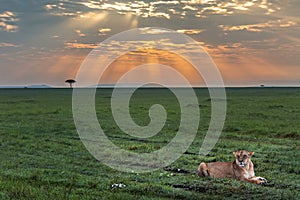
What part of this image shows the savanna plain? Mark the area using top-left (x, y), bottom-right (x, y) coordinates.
top-left (0, 88), bottom-right (299, 199)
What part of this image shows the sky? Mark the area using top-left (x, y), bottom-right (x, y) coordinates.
top-left (0, 0), bottom-right (299, 87)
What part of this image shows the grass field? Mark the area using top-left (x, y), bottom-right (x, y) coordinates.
top-left (0, 88), bottom-right (299, 199)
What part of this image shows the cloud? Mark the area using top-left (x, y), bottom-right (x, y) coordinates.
top-left (151, 1), bottom-right (180, 5)
top-left (138, 28), bottom-right (174, 36)
top-left (0, 11), bottom-right (18, 32)
top-left (187, 0), bottom-right (281, 16)
top-left (219, 19), bottom-right (298, 32)
top-left (0, 42), bottom-right (20, 47)
top-left (0, 11), bottom-right (17, 18)
top-left (44, 2), bottom-right (78, 17)
top-left (176, 29), bottom-right (203, 34)
top-left (0, 0), bottom-right (299, 86)
top-left (98, 28), bottom-right (111, 35)
top-left (64, 41), bottom-right (97, 49)
top-left (0, 22), bottom-right (18, 32)
top-left (38, 0), bottom-right (287, 24)
top-left (148, 12), bottom-right (171, 19)
top-left (183, 5), bottom-right (198, 11)
top-left (44, 4), bottom-right (56, 10)
top-left (42, 0), bottom-right (284, 22)
top-left (75, 29), bottom-right (86, 37)
top-left (79, 1), bottom-right (174, 19)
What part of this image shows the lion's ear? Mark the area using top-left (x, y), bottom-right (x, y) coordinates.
top-left (233, 151), bottom-right (238, 156)
top-left (249, 151), bottom-right (254, 156)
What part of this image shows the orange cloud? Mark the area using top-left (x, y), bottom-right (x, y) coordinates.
top-left (65, 42), bottom-right (97, 49)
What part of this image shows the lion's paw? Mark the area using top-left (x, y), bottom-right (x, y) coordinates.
top-left (257, 177), bottom-right (267, 184)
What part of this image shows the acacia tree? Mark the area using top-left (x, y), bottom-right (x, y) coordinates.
top-left (65, 79), bottom-right (76, 88)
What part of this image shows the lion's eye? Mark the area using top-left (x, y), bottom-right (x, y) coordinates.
top-left (243, 155), bottom-right (247, 158)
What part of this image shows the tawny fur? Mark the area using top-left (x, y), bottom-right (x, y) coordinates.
top-left (197, 150), bottom-right (267, 184)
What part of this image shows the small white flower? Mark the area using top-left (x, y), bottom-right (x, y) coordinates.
top-left (111, 183), bottom-right (126, 188)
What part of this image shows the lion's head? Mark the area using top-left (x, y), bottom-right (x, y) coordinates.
top-left (233, 150), bottom-right (254, 167)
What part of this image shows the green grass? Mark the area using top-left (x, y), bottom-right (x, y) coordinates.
top-left (0, 88), bottom-right (299, 199)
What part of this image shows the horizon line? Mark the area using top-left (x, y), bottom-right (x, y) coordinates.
top-left (1, 84), bottom-right (300, 89)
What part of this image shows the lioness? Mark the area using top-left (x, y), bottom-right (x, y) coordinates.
top-left (197, 150), bottom-right (267, 184)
